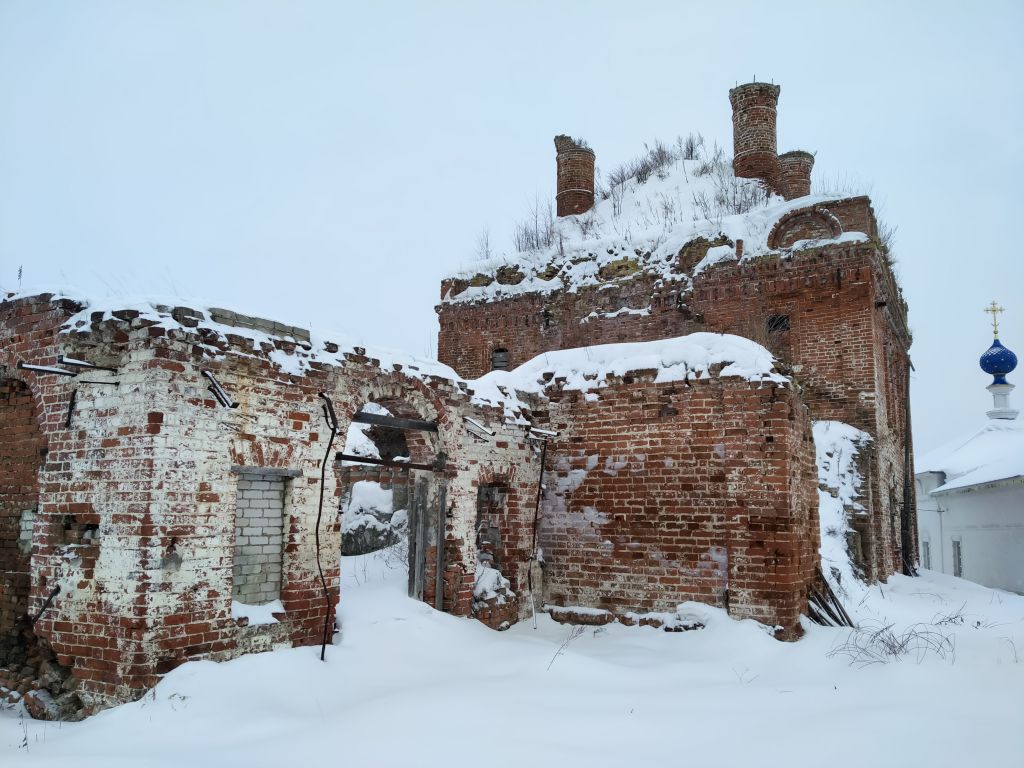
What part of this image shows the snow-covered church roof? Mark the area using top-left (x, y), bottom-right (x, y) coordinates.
top-left (4, 290), bottom-right (787, 422)
top-left (916, 418), bottom-right (1024, 494)
top-left (918, 322), bottom-right (1023, 494)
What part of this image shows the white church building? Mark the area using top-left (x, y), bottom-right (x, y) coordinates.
top-left (916, 303), bottom-right (1024, 593)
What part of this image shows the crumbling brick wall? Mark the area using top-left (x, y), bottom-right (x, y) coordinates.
top-left (536, 370), bottom-right (817, 637)
top-left (0, 294), bottom-right (542, 714)
top-left (437, 198), bottom-right (913, 583)
top-left (692, 236), bottom-right (913, 579)
top-left (0, 378), bottom-right (45, 668)
top-left (437, 275), bottom-right (703, 379)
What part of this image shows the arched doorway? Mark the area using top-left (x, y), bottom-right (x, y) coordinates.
top-left (337, 391), bottom-right (449, 609)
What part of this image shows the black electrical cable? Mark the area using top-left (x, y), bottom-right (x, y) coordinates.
top-left (65, 389), bottom-right (77, 429)
top-left (526, 439), bottom-right (548, 610)
top-left (315, 393), bottom-right (338, 661)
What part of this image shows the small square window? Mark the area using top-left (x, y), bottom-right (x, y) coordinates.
top-left (491, 348), bottom-right (509, 371)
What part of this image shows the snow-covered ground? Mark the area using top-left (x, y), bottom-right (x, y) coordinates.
top-left (2, 551), bottom-right (1022, 767)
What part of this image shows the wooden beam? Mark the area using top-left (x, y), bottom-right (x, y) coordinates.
top-left (335, 453), bottom-right (440, 473)
top-left (351, 411), bottom-right (438, 433)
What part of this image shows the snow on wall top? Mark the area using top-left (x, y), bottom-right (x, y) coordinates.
top-left (474, 332), bottom-right (788, 397)
top-left (916, 417), bottom-right (1024, 493)
top-left (441, 146), bottom-right (869, 306)
top-left (7, 294), bottom-right (786, 419)
top-left (3, 288), bottom-right (531, 421)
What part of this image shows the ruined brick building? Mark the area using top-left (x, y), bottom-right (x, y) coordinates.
top-left (0, 296), bottom-right (543, 717)
top-left (437, 82), bottom-right (915, 626)
top-left (0, 82), bottom-right (914, 718)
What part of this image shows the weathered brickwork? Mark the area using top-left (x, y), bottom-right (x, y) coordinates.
top-left (0, 294), bottom-right (542, 714)
top-left (536, 373), bottom-right (817, 637)
top-left (692, 233), bottom-right (913, 578)
top-left (777, 150), bottom-right (814, 201)
top-left (438, 227), bottom-right (913, 584)
top-left (0, 80), bottom-right (917, 719)
top-left (438, 276), bottom-right (703, 379)
top-left (436, 88), bottom-right (915, 604)
top-left (555, 135), bottom-right (595, 217)
top-left (730, 82), bottom-right (781, 191)
top-left (0, 378), bottom-right (45, 668)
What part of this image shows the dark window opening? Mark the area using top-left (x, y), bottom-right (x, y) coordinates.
top-left (476, 483), bottom-right (509, 569)
top-left (491, 348), bottom-right (509, 371)
top-left (766, 314), bottom-right (791, 333)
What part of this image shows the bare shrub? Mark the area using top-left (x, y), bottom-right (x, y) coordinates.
top-left (814, 172), bottom-right (871, 198)
top-left (373, 538), bottom-right (409, 571)
top-left (474, 227), bottom-right (492, 261)
top-left (876, 218), bottom-right (898, 269)
top-left (512, 196), bottom-right (557, 252)
top-left (605, 138), bottom-right (685, 204)
top-left (828, 621), bottom-right (956, 667)
top-left (574, 213), bottom-right (599, 239)
top-left (547, 625), bottom-right (586, 670)
top-left (634, 157), bottom-right (653, 184)
top-left (680, 132), bottom-right (703, 161)
top-left (691, 153), bottom-right (770, 228)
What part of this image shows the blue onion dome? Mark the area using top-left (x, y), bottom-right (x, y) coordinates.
top-left (980, 338), bottom-right (1017, 384)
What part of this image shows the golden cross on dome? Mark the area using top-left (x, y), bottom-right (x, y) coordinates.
top-left (984, 300), bottom-right (1005, 337)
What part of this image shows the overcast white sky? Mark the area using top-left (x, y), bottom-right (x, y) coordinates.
top-left (1, 1), bottom-right (1022, 455)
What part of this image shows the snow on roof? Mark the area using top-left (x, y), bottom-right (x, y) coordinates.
top-left (472, 332), bottom-right (787, 398)
top-left (7, 293), bottom-right (786, 420)
top-left (4, 288), bottom-right (535, 419)
top-left (916, 417), bottom-right (1024, 494)
top-left (441, 147), bottom-right (869, 305)
top-left (50, 291), bottom-right (460, 378)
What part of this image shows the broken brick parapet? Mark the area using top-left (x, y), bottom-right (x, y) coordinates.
top-left (438, 276), bottom-right (700, 379)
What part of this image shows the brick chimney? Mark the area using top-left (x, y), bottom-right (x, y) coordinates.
top-left (729, 82), bottom-right (781, 192)
top-left (778, 150), bottom-right (814, 200)
top-left (554, 135), bottom-right (595, 217)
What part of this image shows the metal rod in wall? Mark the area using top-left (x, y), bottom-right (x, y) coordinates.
top-left (335, 453), bottom-right (440, 473)
top-left (435, 484), bottom-right (447, 612)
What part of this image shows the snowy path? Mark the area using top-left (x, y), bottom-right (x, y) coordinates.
top-left (2, 552), bottom-right (1023, 767)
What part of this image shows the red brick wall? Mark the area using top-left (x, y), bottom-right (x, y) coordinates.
top-left (436, 201), bottom-right (913, 584)
top-left (0, 378), bottom-right (45, 664)
top-left (777, 151), bottom-right (814, 200)
top-left (691, 242), bottom-right (912, 579)
top-left (438, 278), bottom-right (703, 379)
top-left (555, 136), bottom-right (595, 217)
top-left (729, 82), bottom-right (780, 190)
top-left (538, 373), bottom-right (817, 636)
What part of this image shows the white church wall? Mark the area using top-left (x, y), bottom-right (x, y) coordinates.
top-left (921, 483), bottom-right (1024, 594)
